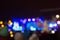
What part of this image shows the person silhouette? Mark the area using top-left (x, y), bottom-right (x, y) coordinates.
top-left (14, 32), bottom-right (25, 40)
top-left (29, 32), bottom-right (39, 40)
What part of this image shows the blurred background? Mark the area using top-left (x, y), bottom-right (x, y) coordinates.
top-left (0, 0), bottom-right (60, 40)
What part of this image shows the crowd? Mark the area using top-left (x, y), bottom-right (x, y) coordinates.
top-left (13, 31), bottom-right (54, 40)
top-left (14, 31), bottom-right (39, 40)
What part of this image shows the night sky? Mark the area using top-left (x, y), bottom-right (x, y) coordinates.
top-left (0, 0), bottom-right (60, 20)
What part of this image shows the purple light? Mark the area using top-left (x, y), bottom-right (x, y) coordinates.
top-left (23, 19), bottom-right (27, 24)
top-left (20, 19), bottom-right (23, 22)
top-left (8, 23), bottom-right (13, 27)
top-left (8, 29), bottom-right (11, 32)
top-left (54, 29), bottom-right (57, 31)
top-left (49, 28), bottom-right (52, 31)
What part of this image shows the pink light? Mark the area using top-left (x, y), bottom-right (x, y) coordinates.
top-left (57, 21), bottom-right (60, 25)
top-left (28, 18), bottom-right (31, 22)
top-left (32, 18), bottom-right (35, 21)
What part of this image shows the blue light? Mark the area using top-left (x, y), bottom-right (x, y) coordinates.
top-left (12, 22), bottom-right (24, 31)
top-left (19, 26), bottom-right (24, 31)
top-left (20, 19), bottom-right (23, 22)
top-left (22, 19), bottom-right (27, 24)
top-left (40, 17), bottom-right (45, 22)
top-left (48, 23), bottom-right (58, 28)
top-left (12, 22), bottom-right (20, 31)
top-left (12, 18), bottom-right (19, 22)
top-left (39, 19), bottom-right (44, 23)
top-left (26, 22), bottom-right (37, 31)
top-left (37, 27), bottom-right (44, 30)
top-left (8, 24), bottom-right (12, 27)
top-left (53, 23), bottom-right (57, 27)
top-left (30, 26), bottom-right (36, 31)
top-left (49, 23), bottom-right (53, 28)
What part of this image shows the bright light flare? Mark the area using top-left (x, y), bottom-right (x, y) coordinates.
top-left (1, 24), bottom-right (4, 28)
top-left (30, 26), bottom-right (36, 31)
top-left (51, 30), bottom-right (55, 34)
top-left (8, 20), bottom-right (12, 23)
top-left (13, 22), bottom-right (20, 31)
top-left (10, 34), bottom-right (14, 37)
top-left (0, 21), bottom-right (3, 24)
top-left (49, 23), bottom-right (53, 28)
top-left (13, 22), bottom-right (24, 31)
top-left (8, 20), bottom-right (13, 26)
top-left (49, 23), bottom-right (57, 28)
top-left (56, 15), bottom-right (60, 19)
top-left (57, 21), bottom-right (60, 25)
top-left (32, 18), bottom-right (35, 21)
top-left (10, 31), bottom-right (13, 34)
top-left (28, 18), bottom-right (31, 22)
top-left (14, 22), bottom-right (19, 26)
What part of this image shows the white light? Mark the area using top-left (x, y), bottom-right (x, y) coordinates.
top-left (53, 23), bottom-right (57, 27)
top-left (32, 18), bottom-right (35, 21)
top-left (13, 22), bottom-right (20, 31)
top-left (13, 26), bottom-right (20, 31)
top-left (57, 21), bottom-right (60, 24)
top-left (56, 15), bottom-right (60, 18)
top-left (49, 24), bottom-right (53, 28)
top-left (51, 30), bottom-right (55, 34)
top-left (14, 22), bottom-right (19, 26)
top-left (30, 26), bottom-right (36, 31)
top-left (28, 18), bottom-right (31, 22)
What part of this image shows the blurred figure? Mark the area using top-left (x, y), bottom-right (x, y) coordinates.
top-left (43, 20), bottom-right (49, 33)
top-left (14, 32), bottom-right (25, 40)
top-left (29, 32), bottom-right (39, 40)
top-left (22, 31), bottom-right (31, 40)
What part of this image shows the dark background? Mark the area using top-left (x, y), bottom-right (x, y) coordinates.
top-left (0, 0), bottom-right (60, 20)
